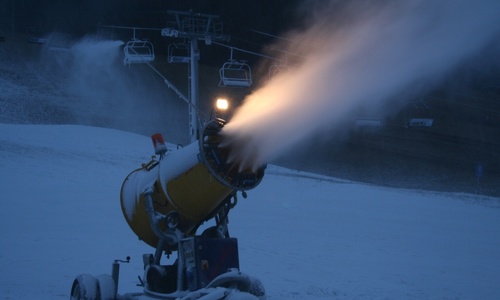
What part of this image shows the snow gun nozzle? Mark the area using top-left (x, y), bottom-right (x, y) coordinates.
top-left (198, 118), bottom-right (266, 191)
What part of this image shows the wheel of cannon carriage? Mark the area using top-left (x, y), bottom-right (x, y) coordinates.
top-left (248, 276), bottom-right (266, 300)
top-left (70, 274), bottom-right (99, 300)
top-left (96, 274), bottom-right (116, 300)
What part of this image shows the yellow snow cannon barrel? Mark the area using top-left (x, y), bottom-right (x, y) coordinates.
top-left (120, 118), bottom-right (265, 248)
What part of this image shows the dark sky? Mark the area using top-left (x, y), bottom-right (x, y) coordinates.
top-left (1, 0), bottom-right (299, 39)
top-left (1, 0), bottom-right (304, 67)
top-left (2, 0), bottom-right (498, 85)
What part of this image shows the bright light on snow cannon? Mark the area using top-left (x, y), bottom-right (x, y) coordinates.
top-left (216, 98), bottom-right (229, 110)
top-left (120, 118), bottom-right (266, 249)
top-left (214, 98), bottom-right (230, 120)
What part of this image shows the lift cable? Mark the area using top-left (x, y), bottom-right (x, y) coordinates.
top-left (226, 30), bottom-right (305, 60)
top-left (99, 25), bottom-right (164, 32)
top-left (248, 28), bottom-right (296, 43)
top-left (212, 41), bottom-right (280, 61)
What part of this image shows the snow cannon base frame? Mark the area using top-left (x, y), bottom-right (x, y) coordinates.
top-left (70, 194), bottom-right (266, 300)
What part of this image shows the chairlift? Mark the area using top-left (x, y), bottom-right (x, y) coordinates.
top-left (269, 54), bottom-right (289, 79)
top-left (269, 64), bottom-right (288, 79)
top-left (123, 39), bottom-right (155, 65)
top-left (219, 48), bottom-right (252, 87)
top-left (123, 29), bottom-right (155, 65)
top-left (168, 43), bottom-right (190, 63)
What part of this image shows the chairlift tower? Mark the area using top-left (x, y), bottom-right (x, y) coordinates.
top-left (162, 10), bottom-right (229, 143)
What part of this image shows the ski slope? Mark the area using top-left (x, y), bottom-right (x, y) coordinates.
top-left (1, 123), bottom-right (499, 299)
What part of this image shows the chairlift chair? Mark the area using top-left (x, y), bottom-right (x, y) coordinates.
top-left (167, 43), bottom-right (190, 63)
top-left (269, 63), bottom-right (288, 79)
top-left (269, 54), bottom-right (289, 79)
top-left (219, 60), bottom-right (252, 87)
top-left (219, 48), bottom-right (252, 87)
top-left (123, 39), bottom-right (155, 65)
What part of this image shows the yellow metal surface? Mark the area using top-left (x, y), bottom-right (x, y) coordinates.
top-left (120, 162), bottom-right (233, 249)
top-left (165, 163), bottom-right (233, 233)
top-left (120, 168), bottom-right (172, 248)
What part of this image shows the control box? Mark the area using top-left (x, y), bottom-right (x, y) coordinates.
top-left (181, 237), bottom-right (240, 290)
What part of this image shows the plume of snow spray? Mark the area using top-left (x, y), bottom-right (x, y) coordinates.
top-left (67, 38), bottom-right (125, 100)
top-left (222, 0), bottom-right (500, 171)
top-left (41, 35), bottom-right (186, 140)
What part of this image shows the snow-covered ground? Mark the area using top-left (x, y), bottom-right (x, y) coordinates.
top-left (1, 123), bottom-right (499, 299)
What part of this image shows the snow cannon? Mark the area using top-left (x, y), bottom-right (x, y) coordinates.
top-left (120, 117), bottom-right (265, 249)
top-left (69, 116), bottom-right (268, 300)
